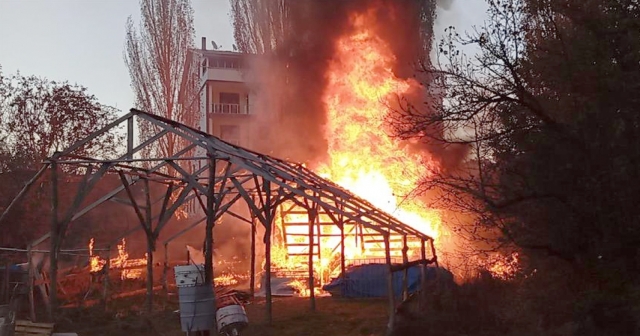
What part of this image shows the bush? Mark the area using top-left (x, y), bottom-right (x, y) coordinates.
top-left (392, 267), bottom-right (640, 336)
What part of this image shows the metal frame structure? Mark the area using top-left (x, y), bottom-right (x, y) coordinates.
top-left (0, 109), bottom-right (438, 332)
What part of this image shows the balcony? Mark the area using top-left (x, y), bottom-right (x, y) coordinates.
top-left (203, 67), bottom-right (244, 83)
top-left (211, 103), bottom-right (248, 115)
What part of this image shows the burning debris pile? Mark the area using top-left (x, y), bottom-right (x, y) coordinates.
top-left (88, 238), bottom-right (147, 280)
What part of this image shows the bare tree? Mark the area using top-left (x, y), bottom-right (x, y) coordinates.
top-left (0, 72), bottom-right (123, 167)
top-left (230, 0), bottom-right (291, 54)
top-left (124, 0), bottom-right (199, 169)
top-left (391, 0), bottom-right (640, 272)
top-left (0, 70), bottom-right (123, 247)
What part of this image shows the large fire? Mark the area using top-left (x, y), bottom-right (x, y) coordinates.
top-left (317, 8), bottom-right (441, 239)
top-left (269, 5), bottom-right (446, 296)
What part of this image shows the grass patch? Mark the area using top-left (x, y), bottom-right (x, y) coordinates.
top-left (55, 295), bottom-right (388, 336)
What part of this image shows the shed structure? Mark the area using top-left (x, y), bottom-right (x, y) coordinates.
top-left (0, 109), bottom-right (437, 332)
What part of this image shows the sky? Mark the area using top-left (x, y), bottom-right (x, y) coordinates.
top-left (0, 0), bottom-right (487, 114)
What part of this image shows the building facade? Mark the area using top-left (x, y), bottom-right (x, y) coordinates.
top-left (196, 38), bottom-right (255, 148)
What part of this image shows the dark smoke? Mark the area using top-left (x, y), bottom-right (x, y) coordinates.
top-left (234, 0), bottom-right (441, 164)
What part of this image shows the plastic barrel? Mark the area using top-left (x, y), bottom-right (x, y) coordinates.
top-left (216, 304), bottom-right (248, 335)
top-left (177, 285), bottom-right (216, 332)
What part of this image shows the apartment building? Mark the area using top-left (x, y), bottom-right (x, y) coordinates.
top-left (197, 37), bottom-right (256, 148)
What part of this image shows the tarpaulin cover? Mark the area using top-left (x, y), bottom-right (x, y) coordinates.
top-left (323, 263), bottom-right (425, 298)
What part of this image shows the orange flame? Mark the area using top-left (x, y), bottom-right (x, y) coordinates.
top-left (87, 238), bottom-right (147, 280)
top-left (317, 7), bottom-right (441, 240)
top-left (268, 5), bottom-right (450, 296)
top-left (88, 238), bottom-right (106, 273)
top-left (113, 238), bottom-right (147, 280)
top-left (487, 252), bottom-right (520, 280)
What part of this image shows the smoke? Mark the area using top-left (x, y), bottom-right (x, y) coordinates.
top-left (164, 202), bottom-right (255, 274)
top-left (436, 0), bottom-right (455, 10)
top-left (241, 0), bottom-right (443, 164)
top-left (242, 0), bottom-right (470, 212)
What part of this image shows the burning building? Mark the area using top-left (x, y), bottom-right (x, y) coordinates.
top-left (189, 0), bottom-right (448, 295)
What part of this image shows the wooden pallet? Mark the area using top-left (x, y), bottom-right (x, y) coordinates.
top-left (14, 320), bottom-right (54, 336)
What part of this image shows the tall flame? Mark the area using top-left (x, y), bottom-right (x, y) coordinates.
top-left (318, 8), bottom-right (441, 239)
top-left (268, 6), bottom-right (446, 297)
top-left (88, 238), bottom-right (106, 273)
top-left (87, 238), bottom-right (146, 280)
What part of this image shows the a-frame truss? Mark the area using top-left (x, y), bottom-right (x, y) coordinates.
top-left (0, 109), bottom-right (437, 331)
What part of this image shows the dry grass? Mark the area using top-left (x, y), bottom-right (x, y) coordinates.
top-left (54, 294), bottom-right (389, 336)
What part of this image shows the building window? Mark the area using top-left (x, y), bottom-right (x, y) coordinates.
top-left (219, 92), bottom-right (240, 104)
top-left (214, 92), bottom-right (241, 114)
top-left (220, 125), bottom-right (240, 145)
top-left (209, 56), bottom-right (240, 69)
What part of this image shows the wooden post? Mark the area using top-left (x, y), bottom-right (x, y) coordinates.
top-left (204, 157), bottom-right (216, 282)
top-left (308, 208), bottom-right (316, 311)
top-left (420, 239), bottom-right (427, 310)
top-left (144, 179), bottom-right (154, 314)
top-left (359, 224), bottom-right (365, 255)
top-left (402, 235), bottom-right (409, 301)
top-left (49, 160), bottom-right (59, 320)
top-left (315, 209), bottom-right (322, 287)
top-left (103, 246), bottom-right (110, 310)
top-left (250, 215), bottom-right (256, 297)
top-left (204, 156), bottom-right (218, 332)
top-left (339, 222), bottom-right (346, 296)
top-left (264, 180), bottom-right (273, 324)
top-left (3, 262), bottom-right (9, 303)
top-left (162, 243), bottom-right (169, 293)
top-left (264, 218), bottom-right (272, 323)
top-left (27, 246), bottom-right (36, 322)
top-left (126, 116), bottom-right (134, 160)
top-left (384, 234), bottom-right (395, 333)
top-left (429, 239), bottom-right (439, 268)
top-left (145, 238), bottom-right (154, 313)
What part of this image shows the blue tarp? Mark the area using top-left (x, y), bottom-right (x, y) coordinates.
top-left (323, 263), bottom-right (425, 298)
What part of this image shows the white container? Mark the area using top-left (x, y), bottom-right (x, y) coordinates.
top-left (216, 304), bottom-right (248, 335)
top-left (174, 264), bottom-right (205, 287)
top-left (178, 285), bottom-right (216, 332)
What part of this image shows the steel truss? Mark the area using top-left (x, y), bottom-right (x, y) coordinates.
top-left (0, 109), bottom-right (437, 332)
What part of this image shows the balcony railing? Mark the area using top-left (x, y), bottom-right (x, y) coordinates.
top-left (211, 103), bottom-right (248, 114)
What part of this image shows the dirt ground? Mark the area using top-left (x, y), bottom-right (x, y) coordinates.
top-left (55, 294), bottom-right (389, 336)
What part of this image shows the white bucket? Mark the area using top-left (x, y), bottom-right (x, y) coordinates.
top-left (216, 304), bottom-right (248, 334)
top-left (174, 264), bottom-right (205, 287)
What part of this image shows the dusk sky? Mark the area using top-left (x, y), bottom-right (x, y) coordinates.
top-left (0, 0), bottom-right (487, 114)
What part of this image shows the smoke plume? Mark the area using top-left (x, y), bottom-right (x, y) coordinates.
top-left (232, 0), bottom-right (441, 164)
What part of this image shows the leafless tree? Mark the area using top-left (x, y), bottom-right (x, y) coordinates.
top-left (0, 71), bottom-right (122, 168)
top-left (124, 0), bottom-right (199, 170)
top-left (391, 0), bottom-right (640, 272)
